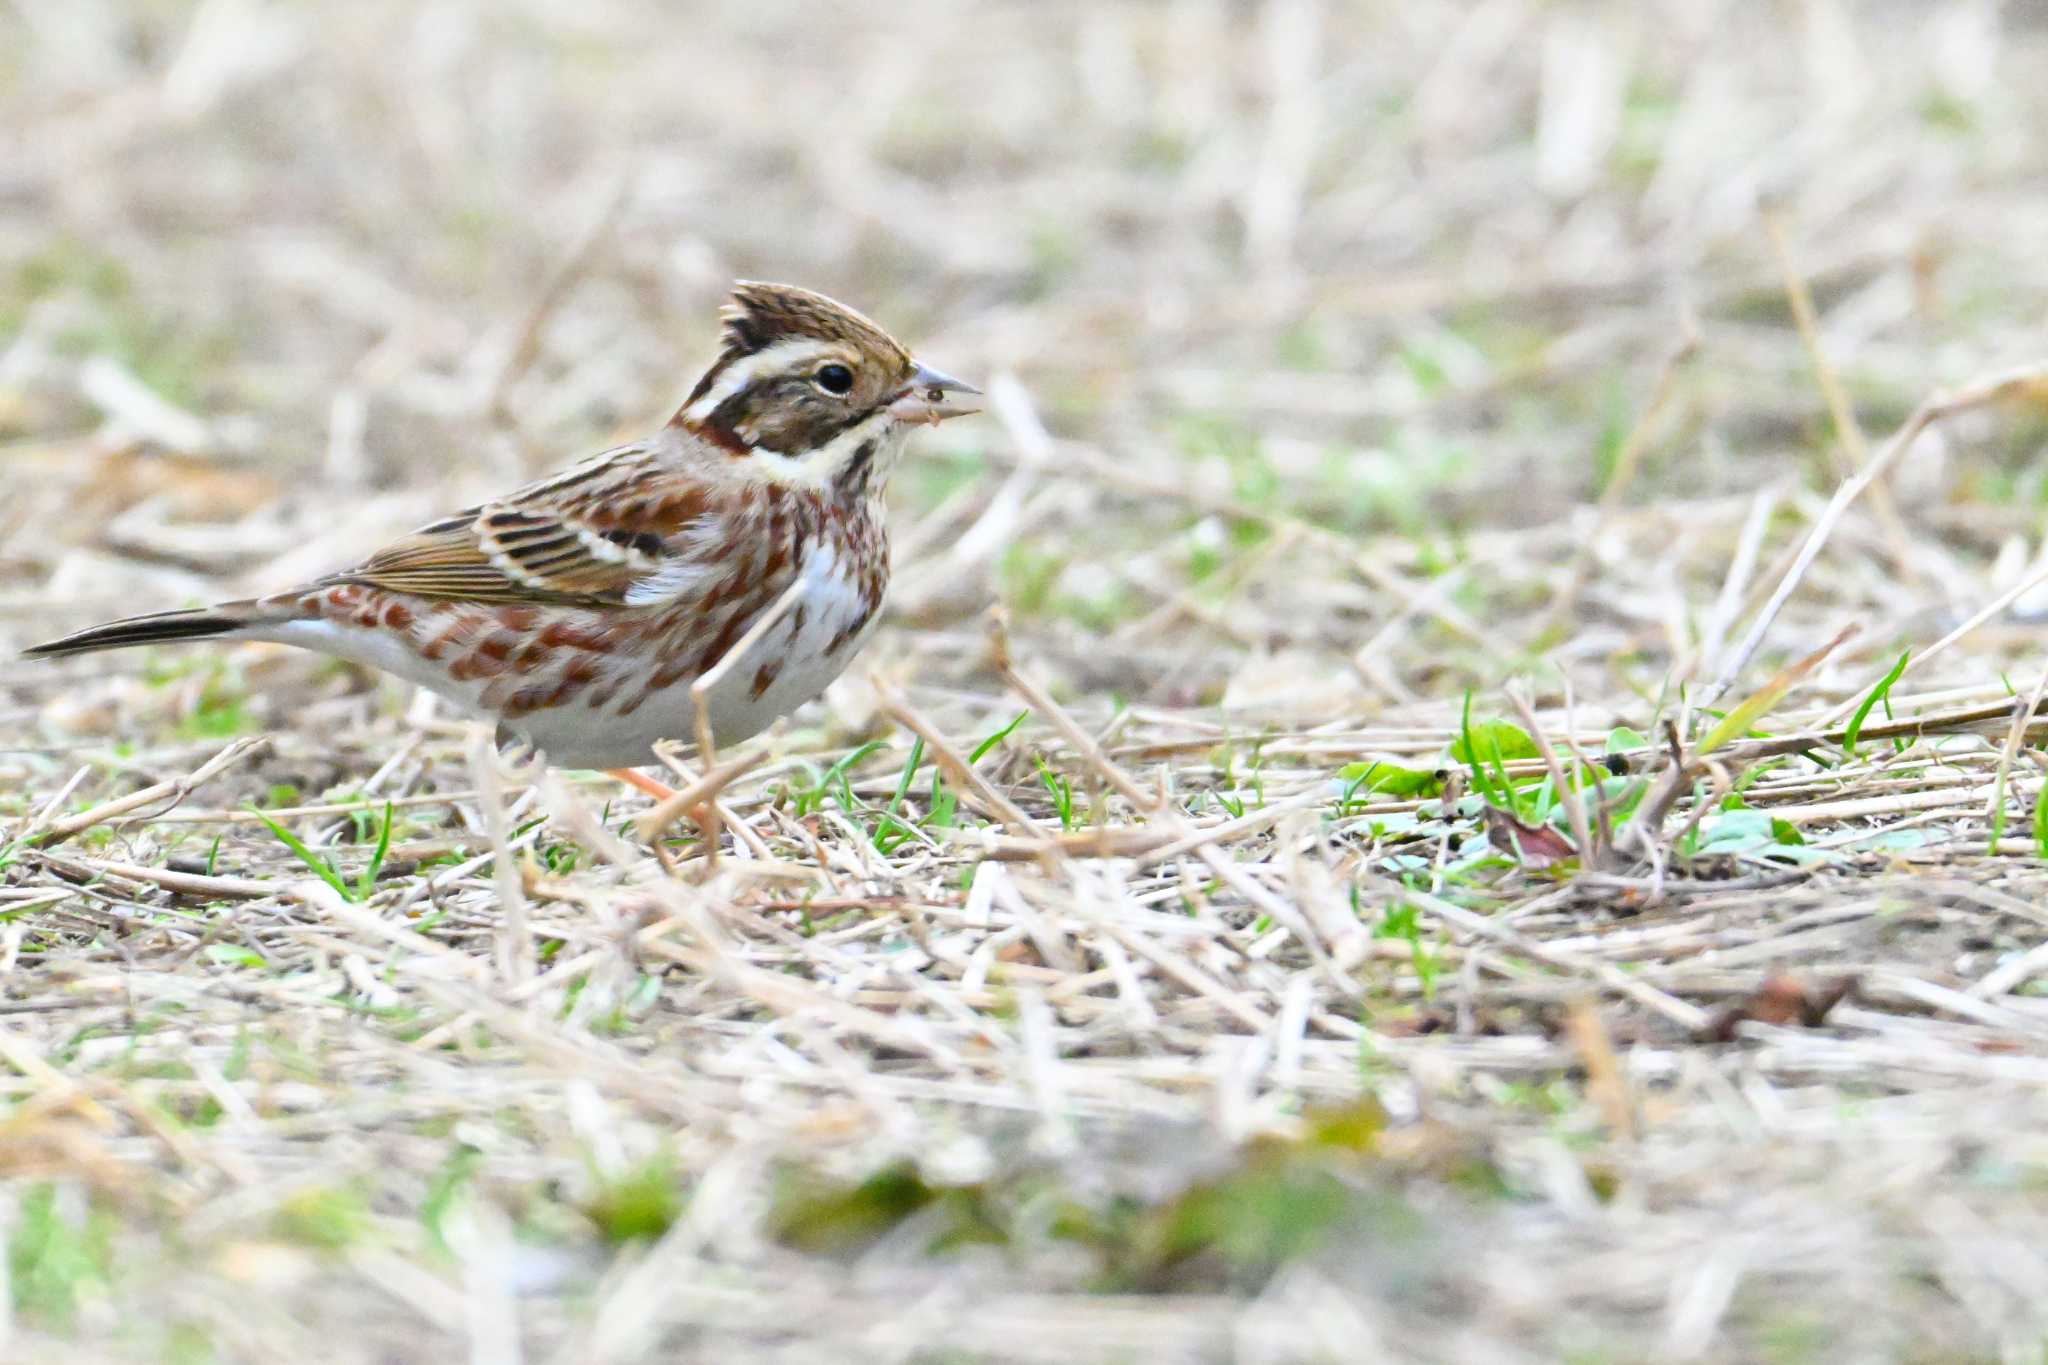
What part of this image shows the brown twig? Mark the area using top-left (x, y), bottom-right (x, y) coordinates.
top-left (24, 736), bottom-right (269, 849)
top-left (1765, 212), bottom-right (1916, 580)
top-left (1506, 684), bottom-right (1599, 869)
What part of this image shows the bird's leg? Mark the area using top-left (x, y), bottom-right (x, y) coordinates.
top-left (607, 767), bottom-right (676, 803)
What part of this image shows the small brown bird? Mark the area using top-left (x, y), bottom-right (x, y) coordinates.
top-left (28, 283), bottom-right (980, 794)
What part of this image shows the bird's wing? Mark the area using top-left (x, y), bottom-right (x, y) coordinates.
top-left (325, 446), bottom-right (713, 607)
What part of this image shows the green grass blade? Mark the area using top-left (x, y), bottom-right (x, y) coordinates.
top-left (1697, 626), bottom-right (1856, 756)
top-left (1842, 650), bottom-right (1910, 757)
top-left (253, 809), bottom-right (356, 904)
top-left (356, 800), bottom-right (394, 899)
top-left (822, 740), bottom-right (888, 813)
top-left (885, 737), bottom-right (926, 818)
top-left (970, 710), bottom-right (1030, 764)
top-left (1458, 692), bottom-right (1502, 808)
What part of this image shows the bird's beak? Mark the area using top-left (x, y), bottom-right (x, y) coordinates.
top-left (888, 362), bottom-right (982, 426)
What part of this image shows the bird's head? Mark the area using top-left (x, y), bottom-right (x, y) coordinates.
top-left (673, 282), bottom-right (978, 494)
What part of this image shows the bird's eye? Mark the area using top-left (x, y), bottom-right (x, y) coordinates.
top-left (815, 363), bottom-right (854, 395)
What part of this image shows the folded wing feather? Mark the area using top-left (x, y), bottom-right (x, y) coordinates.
top-left (322, 449), bottom-right (703, 607)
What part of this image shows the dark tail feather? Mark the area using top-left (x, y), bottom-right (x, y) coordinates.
top-left (23, 606), bottom-right (265, 659)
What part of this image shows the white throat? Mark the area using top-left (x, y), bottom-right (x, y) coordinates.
top-left (745, 410), bottom-right (906, 492)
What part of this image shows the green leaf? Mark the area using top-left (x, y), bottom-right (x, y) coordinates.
top-left (770, 1163), bottom-right (939, 1256)
top-left (1334, 761), bottom-right (1441, 801)
top-left (1694, 809), bottom-right (1777, 852)
top-left (584, 1157), bottom-right (686, 1245)
top-left (1448, 719), bottom-right (1539, 765)
top-left (1455, 693), bottom-right (1532, 819)
top-left (1693, 810), bottom-right (1841, 863)
top-left (1603, 726), bottom-right (1649, 754)
top-left (1844, 827), bottom-right (1935, 853)
top-left (273, 1185), bottom-right (370, 1251)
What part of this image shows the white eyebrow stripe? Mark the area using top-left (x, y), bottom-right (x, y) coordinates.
top-left (682, 338), bottom-right (838, 425)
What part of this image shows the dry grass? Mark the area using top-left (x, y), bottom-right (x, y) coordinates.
top-left (6, 2), bottom-right (2048, 1361)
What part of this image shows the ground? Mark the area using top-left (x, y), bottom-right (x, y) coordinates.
top-left (5, 2), bottom-right (2048, 1361)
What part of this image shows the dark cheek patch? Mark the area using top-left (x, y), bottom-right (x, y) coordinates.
top-left (710, 381), bottom-right (878, 457)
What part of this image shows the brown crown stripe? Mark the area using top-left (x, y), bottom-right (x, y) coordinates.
top-left (719, 283), bottom-right (911, 367)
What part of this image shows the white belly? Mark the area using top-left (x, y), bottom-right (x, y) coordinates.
top-left (504, 542), bottom-right (879, 768)
top-left (261, 544), bottom-right (881, 770)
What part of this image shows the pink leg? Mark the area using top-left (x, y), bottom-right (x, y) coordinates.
top-left (606, 767), bottom-right (675, 802)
